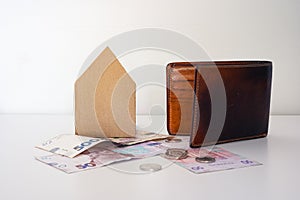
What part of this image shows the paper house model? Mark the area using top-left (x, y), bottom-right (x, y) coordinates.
top-left (75, 47), bottom-right (136, 138)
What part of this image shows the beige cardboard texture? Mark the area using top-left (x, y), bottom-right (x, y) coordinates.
top-left (75, 47), bottom-right (136, 138)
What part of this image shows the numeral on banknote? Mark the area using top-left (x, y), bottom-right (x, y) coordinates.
top-left (240, 160), bottom-right (253, 164)
top-left (191, 166), bottom-right (204, 171)
top-left (76, 162), bottom-right (96, 169)
top-left (73, 139), bottom-right (100, 151)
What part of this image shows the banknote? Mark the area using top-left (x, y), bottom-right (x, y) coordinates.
top-left (168, 147), bottom-right (262, 174)
top-left (35, 144), bottom-right (132, 173)
top-left (109, 131), bottom-right (171, 146)
top-left (111, 141), bottom-right (165, 158)
top-left (36, 134), bottom-right (106, 158)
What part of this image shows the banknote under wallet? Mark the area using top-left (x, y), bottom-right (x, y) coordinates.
top-left (166, 61), bottom-right (272, 147)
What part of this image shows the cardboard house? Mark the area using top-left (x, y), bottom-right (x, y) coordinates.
top-left (75, 47), bottom-right (136, 138)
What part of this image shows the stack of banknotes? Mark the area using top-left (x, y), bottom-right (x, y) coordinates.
top-left (35, 133), bottom-right (261, 174)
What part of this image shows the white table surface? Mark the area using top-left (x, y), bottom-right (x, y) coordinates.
top-left (0, 114), bottom-right (299, 200)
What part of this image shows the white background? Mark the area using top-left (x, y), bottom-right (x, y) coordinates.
top-left (0, 0), bottom-right (299, 115)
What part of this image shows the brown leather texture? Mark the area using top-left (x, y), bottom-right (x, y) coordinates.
top-left (167, 61), bottom-right (272, 147)
top-left (166, 64), bottom-right (196, 135)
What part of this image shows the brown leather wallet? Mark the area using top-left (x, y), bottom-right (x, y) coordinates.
top-left (166, 61), bottom-right (272, 147)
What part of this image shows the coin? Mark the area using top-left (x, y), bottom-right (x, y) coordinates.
top-left (165, 138), bottom-right (182, 143)
top-left (163, 153), bottom-right (188, 160)
top-left (139, 163), bottom-right (162, 172)
top-left (165, 148), bottom-right (188, 160)
top-left (195, 156), bottom-right (216, 163)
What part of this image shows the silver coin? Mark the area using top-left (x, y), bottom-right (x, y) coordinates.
top-left (165, 148), bottom-right (188, 160)
top-left (139, 163), bottom-right (162, 172)
top-left (165, 138), bottom-right (182, 143)
top-left (195, 156), bottom-right (216, 163)
top-left (163, 153), bottom-right (188, 160)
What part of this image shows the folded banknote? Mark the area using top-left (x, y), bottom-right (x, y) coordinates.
top-left (35, 143), bottom-right (132, 173)
top-left (36, 134), bottom-right (106, 158)
top-left (35, 141), bottom-right (166, 173)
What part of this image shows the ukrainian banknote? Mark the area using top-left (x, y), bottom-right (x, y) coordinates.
top-left (35, 144), bottom-right (132, 173)
top-left (36, 134), bottom-right (106, 158)
top-left (173, 147), bottom-right (262, 174)
top-left (111, 141), bottom-right (165, 158)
